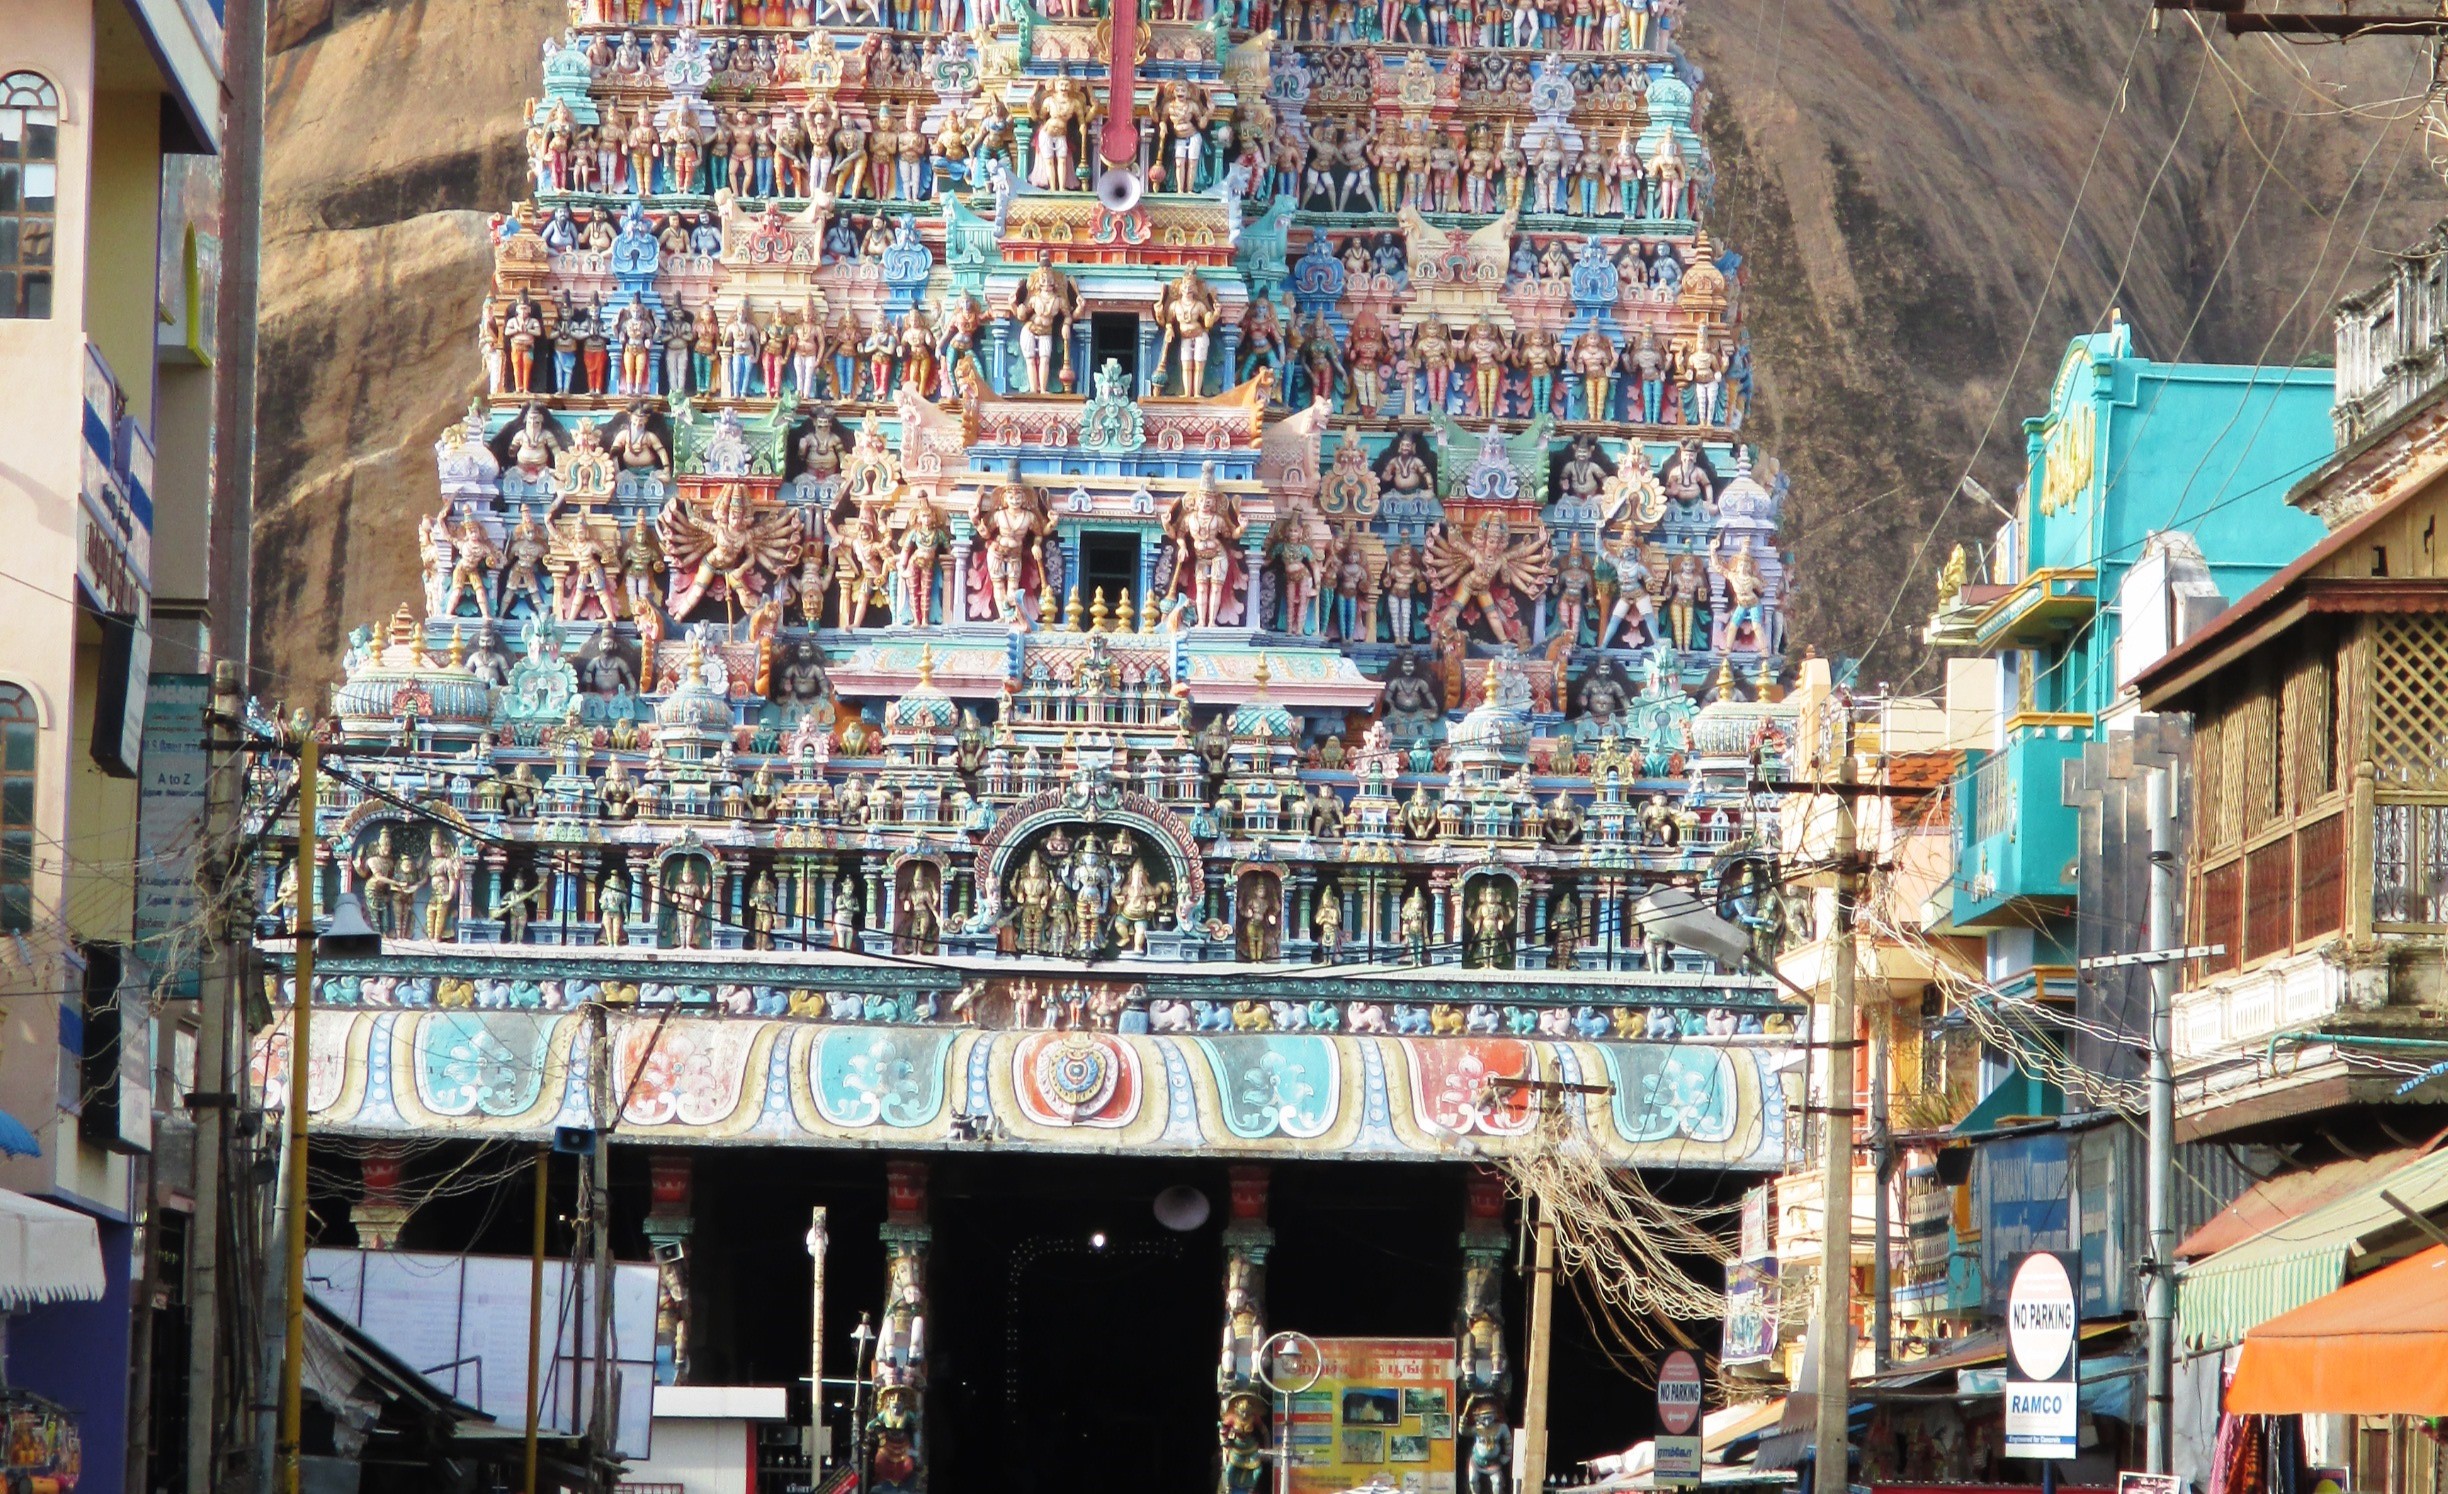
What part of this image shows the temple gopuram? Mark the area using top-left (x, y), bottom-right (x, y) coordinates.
top-left (253, 0), bottom-right (1807, 1485)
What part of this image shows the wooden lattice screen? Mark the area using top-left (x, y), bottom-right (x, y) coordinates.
top-left (2370, 614), bottom-right (2448, 788)
top-left (2195, 712), bottom-right (2234, 856)
top-left (2285, 649), bottom-right (2337, 812)
top-left (2299, 813), bottom-right (2345, 941)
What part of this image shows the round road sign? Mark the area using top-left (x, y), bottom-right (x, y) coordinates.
top-left (1657, 1349), bottom-right (1703, 1434)
top-left (2007, 1253), bottom-right (2078, 1381)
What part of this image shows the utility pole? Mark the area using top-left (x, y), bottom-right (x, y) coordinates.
top-left (588, 1001), bottom-right (617, 1492)
top-left (187, 662), bottom-right (245, 1494)
top-left (2144, 767), bottom-right (2177, 1473)
top-left (274, 729), bottom-right (318, 1494)
top-left (1519, 1197), bottom-right (1557, 1494)
top-left (1812, 737), bottom-right (1857, 1494)
top-left (525, 1142), bottom-right (548, 1494)
top-left (1869, 996), bottom-right (1891, 1372)
top-left (810, 1206), bottom-right (830, 1473)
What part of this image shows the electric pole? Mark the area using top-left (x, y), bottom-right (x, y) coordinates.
top-left (187, 662), bottom-right (245, 1494)
top-left (274, 728), bottom-right (318, 1494)
top-left (2144, 766), bottom-right (2177, 1473)
top-left (1812, 738), bottom-right (1857, 1494)
top-left (1520, 1197), bottom-right (1557, 1494)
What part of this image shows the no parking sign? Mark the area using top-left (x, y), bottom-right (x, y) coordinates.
top-left (2003, 1252), bottom-right (2080, 1461)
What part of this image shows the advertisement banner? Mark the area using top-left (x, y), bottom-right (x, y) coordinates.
top-left (134, 674), bottom-right (210, 998)
top-left (1286, 1337), bottom-right (1457, 1494)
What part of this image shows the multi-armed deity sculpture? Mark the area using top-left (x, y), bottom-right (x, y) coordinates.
top-left (268, 0), bottom-right (1805, 1484)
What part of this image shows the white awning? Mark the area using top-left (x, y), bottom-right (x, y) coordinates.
top-left (0, 1189), bottom-right (106, 1308)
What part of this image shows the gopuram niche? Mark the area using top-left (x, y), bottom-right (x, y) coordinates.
top-left (256, 0), bottom-right (1811, 1485)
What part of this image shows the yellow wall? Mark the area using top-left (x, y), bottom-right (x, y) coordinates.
top-left (84, 86), bottom-right (161, 416)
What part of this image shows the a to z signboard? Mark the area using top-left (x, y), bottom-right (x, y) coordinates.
top-left (1285, 1337), bottom-right (1459, 1494)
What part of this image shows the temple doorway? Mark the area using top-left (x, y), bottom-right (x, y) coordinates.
top-left (1079, 531), bottom-right (1142, 612)
top-left (930, 1159), bottom-right (1221, 1494)
top-left (1090, 311), bottom-right (1141, 388)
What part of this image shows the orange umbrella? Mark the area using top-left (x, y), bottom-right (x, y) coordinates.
top-left (2226, 1245), bottom-right (2448, 1416)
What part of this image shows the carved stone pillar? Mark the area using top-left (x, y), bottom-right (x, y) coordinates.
top-left (351, 1147), bottom-right (412, 1249)
top-left (1457, 1169), bottom-right (1513, 1494)
top-left (644, 1152), bottom-right (695, 1385)
top-left (1219, 1166), bottom-right (1273, 1494)
top-left (874, 1160), bottom-right (931, 1494)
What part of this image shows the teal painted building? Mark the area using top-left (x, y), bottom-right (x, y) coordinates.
top-left (1928, 319), bottom-right (2334, 960)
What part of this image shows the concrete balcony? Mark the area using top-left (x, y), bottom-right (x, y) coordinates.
top-left (1951, 731), bottom-right (2085, 928)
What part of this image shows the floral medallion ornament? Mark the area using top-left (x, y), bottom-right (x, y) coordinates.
top-left (1013, 1030), bottom-right (1140, 1128)
top-left (1078, 358), bottom-right (1147, 452)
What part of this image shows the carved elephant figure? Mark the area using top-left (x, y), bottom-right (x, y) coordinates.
top-left (1463, 1004), bottom-right (1500, 1035)
top-left (1231, 1000), bottom-right (1273, 1032)
top-left (398, 977), bottom-right (436, 1007)
top-left (1535, 1006), bottom-right (1571, 1037)
top-left (1609, 1006), bottom-right (1642, 1038)
top-left (1304, 999), bottom-right (1340, 1032)
top-left (359, 976), bottom-right (398, 1006)
top-left (1571, 1006), bottom-right (1611, 1040)
top-left (437, 977), bottom-right (476, 1009)
top-left (826, 991), bottom-right (865, 1023)
top-left (1149, 999), bottom-right (1195, 1032)
top-left (1428, 1004), bottom-right (1465, 1036)
top-left (1270, 1001), bottom-right (1310, 1032)
top-left (862, 992), bottom-right (900, 1022)
top-left (1391, 1003), bottom-right (1432, 1035)
top-left (1194, 1000), bottom-right (1234, 1032)
top-left (1346, 1002), bottom-right (1388, 1033)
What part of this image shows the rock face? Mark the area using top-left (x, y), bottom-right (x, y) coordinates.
top-left (252, 0), bottom-right (2437, 695)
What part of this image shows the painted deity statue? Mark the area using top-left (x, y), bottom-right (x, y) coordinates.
top-left (1162, 464), bottom-right (1247, 629)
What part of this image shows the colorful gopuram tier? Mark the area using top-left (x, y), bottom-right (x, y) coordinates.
top-left (262, 0), bottom-right (1808, 1033)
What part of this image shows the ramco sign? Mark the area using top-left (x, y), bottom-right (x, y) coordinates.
top-left (2003, 1251), bottom-right (2079, 1460)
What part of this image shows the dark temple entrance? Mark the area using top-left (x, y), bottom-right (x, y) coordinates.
top-left (930, 1159), bottom-right (1220, 1494)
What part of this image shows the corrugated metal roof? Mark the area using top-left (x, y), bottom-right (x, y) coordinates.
top-left (2177, 1142), bottom-right (2448, 1351)
top-left (2177, 1142), bottom-right (2435, 1261)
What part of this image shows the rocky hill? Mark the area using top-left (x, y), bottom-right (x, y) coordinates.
top-left (251, 0), bottom-right (2441, 696)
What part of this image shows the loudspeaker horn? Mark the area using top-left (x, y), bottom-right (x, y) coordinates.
top-left (1096, 167), bottom-right (1143, 214)
top-left (1153, 1184), bottom-right (1212, 1232)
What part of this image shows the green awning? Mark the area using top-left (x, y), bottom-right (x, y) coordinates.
top-left (1952, 1068), bottom-right (2064, 1135)
top-left (2178, 1143), bottom-right (2448, 1352)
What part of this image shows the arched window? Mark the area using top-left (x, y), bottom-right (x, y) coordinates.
top-left (0, 72), bottom-right (58, 319)
top-left (0, 684), bottom-right (35, 932)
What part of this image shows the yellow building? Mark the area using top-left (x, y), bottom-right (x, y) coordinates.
top-left (0, 0), bottom-right (224, 1485)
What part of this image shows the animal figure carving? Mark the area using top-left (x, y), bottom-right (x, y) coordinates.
top-left (1347, 1002), bottom-right (1388, 1033)
top-left (1391, 1003), bottom-right (1432, 1035)
top-left (1463, 1003), bottom-right (1500, 1034)
top-left (1149, 999), bottom-right (1195, 1032)
top-left (1232, 1000), bottom-right (1274, 1031)
top-left (1429, 1003), bottom-right (1466, 1036)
